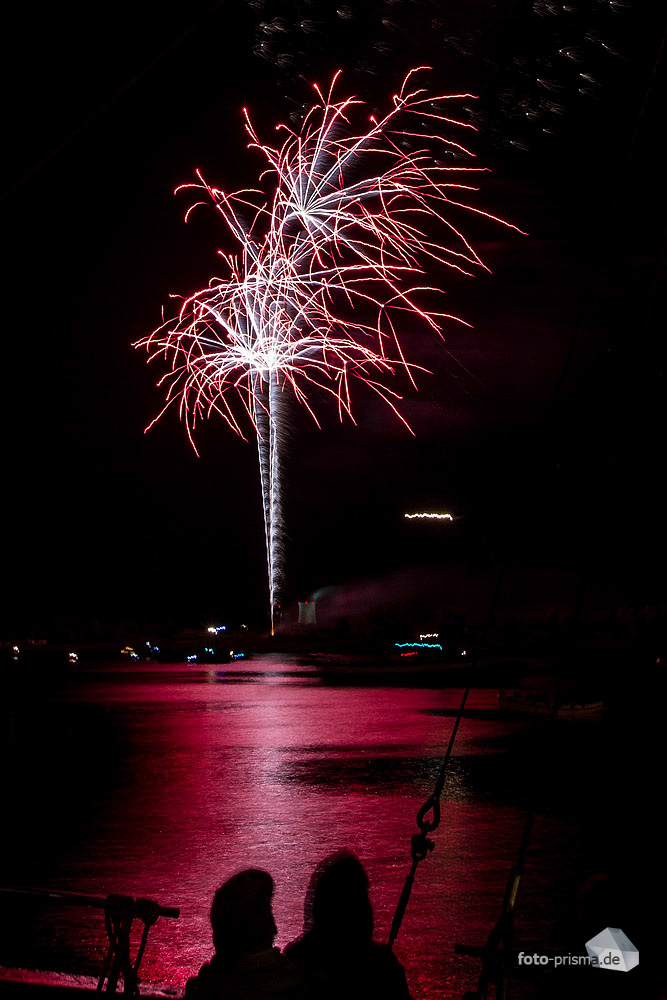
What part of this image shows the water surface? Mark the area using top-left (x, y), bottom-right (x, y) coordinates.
top-left (2, 656), bottom-right (620, 998)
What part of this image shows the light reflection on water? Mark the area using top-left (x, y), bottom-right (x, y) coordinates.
top-left (2, 656), bottom-right (602, 998)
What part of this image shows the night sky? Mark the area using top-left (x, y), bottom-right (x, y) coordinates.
top-left (2, 0), bottom-right (664, 634)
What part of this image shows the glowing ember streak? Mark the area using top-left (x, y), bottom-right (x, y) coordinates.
top-left (135, 69), bottom-right (520, 631)
top-left (404, 513), bottom-right (454, 520)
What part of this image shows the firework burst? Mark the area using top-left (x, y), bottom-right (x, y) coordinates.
top-left (135, 69), bottom-right (521, 632)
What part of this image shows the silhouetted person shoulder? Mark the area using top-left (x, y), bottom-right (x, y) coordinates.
top-left (284, 852), bottom-right (412, 1000)
top-left (186, 869), bottom-right (316, 1000)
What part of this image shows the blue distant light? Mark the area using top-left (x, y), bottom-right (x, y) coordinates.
top-left (232, 653), bottom-right (245, 660)
top-left (186, 654), bottom-right (198, 662)
top-left (394, 642), bottom-right (443, 650)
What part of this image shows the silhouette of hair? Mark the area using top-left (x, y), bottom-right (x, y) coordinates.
top-left (303, 851), bottom-right (373, 940)
top-left (210, 869), bottom-right (277, 959)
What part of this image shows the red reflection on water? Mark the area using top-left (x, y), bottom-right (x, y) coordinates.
top-left (10, 659), bottom-right (588, 999)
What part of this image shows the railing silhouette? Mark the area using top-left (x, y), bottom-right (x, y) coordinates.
top-left (0, 888), bottom-right (179, 996)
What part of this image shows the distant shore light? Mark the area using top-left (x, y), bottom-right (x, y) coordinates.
top-left (395, 642), bottom-right (443, 651)
top-left (404, 512), bottom-right (453, 520)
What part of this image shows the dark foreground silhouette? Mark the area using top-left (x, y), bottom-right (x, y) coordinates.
top-left (185, 869), bottom-right (316, 1000)
top-left (285, 852), bottom-right (413, 1000)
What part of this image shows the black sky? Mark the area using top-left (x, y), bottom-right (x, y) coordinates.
top-left (2, 0), bottom-right (664, 633)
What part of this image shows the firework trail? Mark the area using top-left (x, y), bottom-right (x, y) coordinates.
top-left (135, 69), bottom-right (521, 632)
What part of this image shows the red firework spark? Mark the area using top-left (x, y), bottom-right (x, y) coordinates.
top-left (134, 68), bottom-right (523, 449)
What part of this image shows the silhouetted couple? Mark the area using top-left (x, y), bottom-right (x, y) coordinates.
top-left (186, 851), bottom-right (412, 1000)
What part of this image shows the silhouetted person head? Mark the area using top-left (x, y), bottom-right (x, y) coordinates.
top-left (304, 851), bottom-right (373, 942)
top-left (211, 869), bottom-right (277, 961)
